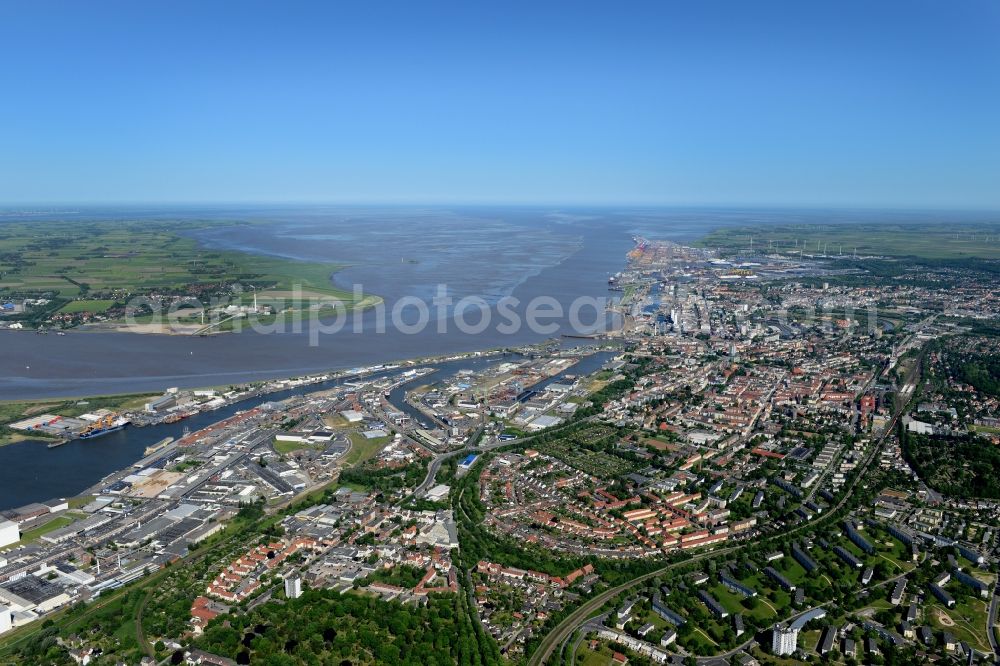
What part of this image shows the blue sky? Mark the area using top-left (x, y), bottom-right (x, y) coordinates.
top-left (1, 1), bottom-right (998, 208)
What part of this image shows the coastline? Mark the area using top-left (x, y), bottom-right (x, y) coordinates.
top-left (0, 209), bottom-right (635, 400)
top-left (0, 341), bottom-right (616, 511)
top-left (0, 215), bottom-right (384, 335)
top-left (69, 293), bottom-right (387, 336)
top-left (0, 338), bottom-right (610, 448)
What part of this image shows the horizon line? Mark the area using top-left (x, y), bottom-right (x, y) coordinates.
top-left (1, 200), bottom-right (1000, 215)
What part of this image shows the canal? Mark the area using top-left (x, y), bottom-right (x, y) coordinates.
top-left (0, 350), bottom-right (614, 511)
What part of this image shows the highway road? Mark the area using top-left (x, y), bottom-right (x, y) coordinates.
top-left (407, 424), bottom-right (550, 500)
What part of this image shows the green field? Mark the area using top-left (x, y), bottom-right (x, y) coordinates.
top-left (15, 516), bottom-right (74, 544)
top-left (683, 626), bottom-right (720, 653)
top-left (927, 596), bottom-right (992, 654)
top-left (67, 495), bottom-right (94, 510)
top-left (0, 218), bottom-right (380, 324)
top-left (577, 643), bottom-right (616, 666)
top-left (344, 432), bottom-right (390, 466)
top-left (273, 438), bottom-right (321, 455)
top-left (696, 222), bottom-right (1000, 260)
top-left (971, 423), bottom-right (1000, 434)
top-left (620, 283), bottom-right (638, 306)
top-left (874, 536), bottom-right (915, 573)
top-left (58, 299), bottom-right (117, 313)
top-left (710, 583), bottom-right (776, 622)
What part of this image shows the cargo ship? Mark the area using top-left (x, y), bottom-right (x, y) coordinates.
top-left (78, 415), bottom-right (131, 440)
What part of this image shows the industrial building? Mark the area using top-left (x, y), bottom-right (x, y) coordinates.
top-left (0, 521), bottom-right (18, 548)
top-left (0, 575), bottom-right (72, 615)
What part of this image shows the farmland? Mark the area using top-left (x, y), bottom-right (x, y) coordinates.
top-left (0, 218), bottom-right (379, 327)
top-left (696, 222), bottom-right (1000, 260)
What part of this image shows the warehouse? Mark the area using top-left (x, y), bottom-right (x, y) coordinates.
top-left (0, 521), bottom-right (18, 548)
top-left (0, 576), bottom-right (72, 614)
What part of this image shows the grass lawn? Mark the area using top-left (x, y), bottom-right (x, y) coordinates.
top-left (344, 432), bottom-right (390, 467)
top-left (879, 535), bottom-right (916, 570)
top-left (863, 597), bottom-right (895, 612)
top-left (578, 643), bottom-right (616, 666)
top-left (840, 537), bottom-right (869, 560)
top-left (639, 609), bottom-right (671, 633)
top-left (970, 424), bottom-right (1000, 434)
top-left (0, 393), bottom-right (153, 424)
top-left (584, 377), bottom-right (611, 395)
top-left (112, 614), bottom-right (138, 650)
top-left (876, 551), bottom-right (910, 573)
top-left (679, 629), bottom-right (717, 654)
top-left (758, 594), bottom-right (787, 617)
top-left (800, 629), bottom-right (822, 655)
top-left (273, 438), bottom-right (320, 455)
top-left (710, 584), bottom-right (747, 616)
top-left (620, 283), bottom-right (638, 306)
top-left (711, 583), bottom-right (775, 622)
top-left (58, 299), bottom-right (116, 314)
top-left (67, 495), bottom-right (94, 510)
top-left (743, 572), bottom-right (791, 612)
top-left (775, 559), bottom-right (809, 586)
top-left (927, 598), bottom-right (991, 654)
top-left (17, 516), bottom-right (74, 544)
